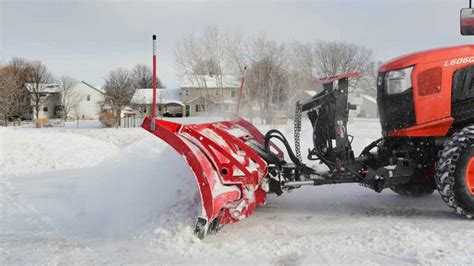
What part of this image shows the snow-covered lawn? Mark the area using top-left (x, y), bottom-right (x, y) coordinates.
top-left (1, 118), bottom-right (473, 264)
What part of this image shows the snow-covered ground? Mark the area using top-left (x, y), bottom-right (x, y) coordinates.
top-left (1, 118), bottom-right (473, 265)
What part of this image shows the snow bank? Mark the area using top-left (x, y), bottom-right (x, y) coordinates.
top-left (2, 133), bottom-right (200, 238)
top-left (0, 127), bottom-right (119, 177)
top-left (58, 141), bottom-right (201, 237)
top-left (1, 125), bottom-right (203, 263)
top-left (0, 124), bottom-right (201, 237)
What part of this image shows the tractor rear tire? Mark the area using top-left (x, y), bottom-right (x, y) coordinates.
top-left (389, 179), bottom-right (436, 197)
top-left (435, 125), bottom-right (474, 218)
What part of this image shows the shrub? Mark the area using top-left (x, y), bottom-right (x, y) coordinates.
top-left (99, 111), bottom-right (117, 127)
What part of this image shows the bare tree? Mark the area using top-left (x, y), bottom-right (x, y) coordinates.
top-left (103, 68), bottom-right (134, 126)
top-left (223, 30), bottom-right (249, 76)
top-left (247, 58), bottom-right (289, 123)
top-left (175, 27), bottom-right (224, 77)
top-left (173, 26), bottom-right (376, 121)
top-left (246, 35), bottom-right (289, 123)
top-left (222, 30), bottom-right (251, 117)
top-left (72, 102), bottom-right (82, 128)
top-left (175, 33), bottom-right (208, 111)
top-left (357, 61), bottom-right (383, 97)
top-left (312, 41), bottom-right (374, 92)
top-left (6, 58), bottom-right (31, 119)
top-left (175, 26), bottom-right (229, 114)
top-left (131, 64), bottom-right (164, 89)
top-left (57, 75), bottom-right (82, 122)
top-left (286, 42), bottom-right (318, 110)
top-left (175, 33), bottom-right (206, 78)
top-left (0, 73), bottom-right (22, 126)
top-left (26, 61), bottom-right (52, 120)
top-left (202, 26), bottom-right (225, 76)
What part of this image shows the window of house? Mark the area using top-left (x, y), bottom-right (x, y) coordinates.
top-left (196, 104), bottom-right (206, 112)
top-left (87, 94), bottom-right (91, 101)
top-left (185, 90), bottom-right (189, 96)
top-left (215, 90), bottom-right (219, 96)
top-left (43, 106), bottom-right (48, 112)
top-left (231, 90), bottom-right (236, 97)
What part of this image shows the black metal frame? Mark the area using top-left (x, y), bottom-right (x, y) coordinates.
top-left (262, 74), bottom-right (421, 194)
top-left (302, 76), bottom-right (355, 168)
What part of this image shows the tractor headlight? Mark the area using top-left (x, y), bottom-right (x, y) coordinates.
top-left (385, 66), bottom-right (413, 95)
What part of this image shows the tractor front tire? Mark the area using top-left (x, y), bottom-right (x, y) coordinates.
top-left (389, 179), bottom-right (436, 197)
top-left (435, 125), bottom-right (474, 218)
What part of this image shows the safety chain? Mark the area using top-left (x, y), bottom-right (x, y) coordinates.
top-left (294, 101), bottom-right (303, 162)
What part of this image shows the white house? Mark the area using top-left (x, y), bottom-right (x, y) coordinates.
top-left (25, 81), bottom-right (104, 120)
top-left (359, 94), bottom-right (378, 118)
top-left (348, 88), bottom-right (378, 118)
top-left (131, 88), bottom-right (185, 117)
top-left (69, 81), bottom-right (105, 120)
top-left (25, 83), bottom-right (62, 119)
top-left (180, 75), bottom-right (241, 116)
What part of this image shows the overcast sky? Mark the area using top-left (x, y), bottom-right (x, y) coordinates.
top-left (0, 0), bottom-right (472, 88)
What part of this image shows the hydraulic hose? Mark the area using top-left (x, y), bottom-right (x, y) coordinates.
top-left (264, 129), bottom-right (302, 166)
top-left (359, 138), bottom-right (383, 157)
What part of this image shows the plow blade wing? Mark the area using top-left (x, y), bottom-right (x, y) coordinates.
top-left (142, 116), bottom-right (280, 238)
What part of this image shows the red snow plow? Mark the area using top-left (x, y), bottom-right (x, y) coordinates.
top-left (142, 115), bottom-right (282, 238)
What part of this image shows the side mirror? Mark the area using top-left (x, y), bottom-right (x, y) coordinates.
top-left (461, 8), bottom-right (474, 35)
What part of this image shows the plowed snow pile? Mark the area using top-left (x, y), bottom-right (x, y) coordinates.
top-left (2, 119), bottom-right (474, 264)
top-left (1, 126), bottom-right (201, 264)
top-left (0, 127), bottom-right (119, 176)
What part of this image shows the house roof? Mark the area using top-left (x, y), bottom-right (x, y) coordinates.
top-left (185, 95), bottom-right (216, 104)
top-left (25, 83), bottom-right (62, 93)
top-left (131, 88), bottom-right (182, 105)
top-left (80, 81), bottom-right (105, 94)
top-left (26, 81), bottom-right (105, 94)
top-left (181, 75), bottom-right (240, 89)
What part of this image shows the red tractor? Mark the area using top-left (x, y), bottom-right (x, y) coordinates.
top-left (374, 45), bottom-right (474, 214)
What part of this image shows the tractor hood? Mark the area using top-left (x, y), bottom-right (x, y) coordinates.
top-left (379, 45), bottom-right (474, 72)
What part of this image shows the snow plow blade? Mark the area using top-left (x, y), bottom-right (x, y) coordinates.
top-left (142, 116), bottom-right (279, 238)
